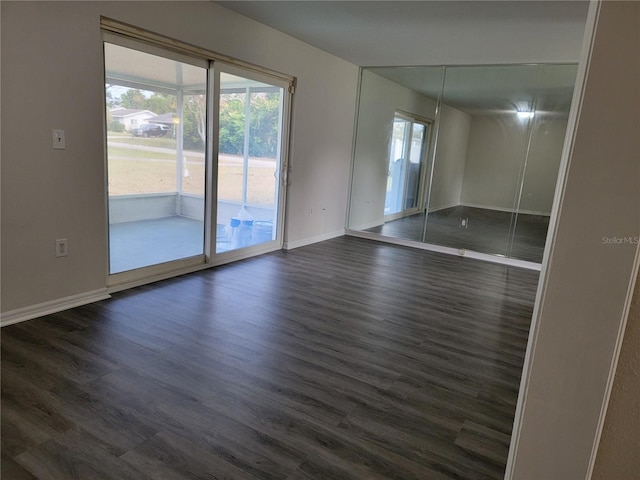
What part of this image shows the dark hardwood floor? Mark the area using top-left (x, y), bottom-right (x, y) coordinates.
top-left (1, 237), bottom-right (539, 480)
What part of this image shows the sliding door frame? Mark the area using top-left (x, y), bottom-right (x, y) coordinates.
top-left (102, 19), bottom-right (294, 293)
top-left (212, 62), bottom-right (292, 262)
top-left (384, 111), bottom-right (432, 222)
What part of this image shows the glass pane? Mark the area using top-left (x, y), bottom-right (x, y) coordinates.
top-left (405, 123), bottom-right (426, 209)
top-left (424, 65), bottom-right (540, 256)
top-left (216, 72), bottom-right (283, 253)
top-left (105, 43), bottom-right (207, 274)
top-left (218, 86), bottom-right (246, 205)
top-left (348, 66), bottom-right (444, 242)
top-left (247, 90), bottom-right (280, 206)
top-left (182, 93), bottom-right (207, 196)
top-left (509, 64), bottom-right (578, 262)
top-left (385, 118), bottom-right (410, 216)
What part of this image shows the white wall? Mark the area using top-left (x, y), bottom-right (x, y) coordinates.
top-left (429, 105), bottom-right (471, 211)
top-left (593, 268), bottom-right (640, 479)
top-left (348, 70), bottom-right (437, 230)
top-left (460, 113), bottom-right (568, 215)
top-left (460, 115), bottom-right (530, 211)
top-left (0, 1), bottom-right (359, 314)
top-left (508, 1), bottom-right (640, 478)
top-left (518, 114), bottom-right (570, 214)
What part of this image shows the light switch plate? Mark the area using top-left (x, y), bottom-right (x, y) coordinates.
top-left (53, 129), bottom-right (66, 150)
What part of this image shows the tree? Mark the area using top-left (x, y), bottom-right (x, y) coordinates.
top-left (249, 92), bottom-right (280, 158)
top-left (217, 91), bottom-right (281, 158)
top-left (183, 94), bottom-right (206, 150)
top-left (144, 93), bottom-right (176, 115)
top-left (119, 89), bottom-right (147, 110)
top-left (116, 88), bottom-right (176, 115)
top-left (219, 94), bottom-right (246, 155)
top-left (105, 85), bottom-right (116, 108)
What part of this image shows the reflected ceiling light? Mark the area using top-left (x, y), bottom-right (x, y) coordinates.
top-left (517, 111), bottom-right (535, 119)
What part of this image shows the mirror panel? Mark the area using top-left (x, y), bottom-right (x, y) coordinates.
top-left (424, 64), bottom-right (540, 257)
top-left (508, 64), bottom-right (578, 262)
top-left (348, 63), bottom-right (578, 264)
top-left (349, 67), bottom-right (443, 241)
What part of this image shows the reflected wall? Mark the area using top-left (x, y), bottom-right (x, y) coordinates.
top-left (348, 64), bottom-right (578, 264)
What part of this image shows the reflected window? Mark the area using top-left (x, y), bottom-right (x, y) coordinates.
top-left (349, 64), bottom-right (578, 264)
top-left (385, 113), bottom-right (429, 218)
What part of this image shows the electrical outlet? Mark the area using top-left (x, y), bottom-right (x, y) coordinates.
top-left (55, 238), bottom-right (68, 257)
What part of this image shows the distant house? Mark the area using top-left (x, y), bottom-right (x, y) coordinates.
top-left (110, 108), bottom-right (157, 131)
top-left (148, 112), bottom-right (178, 137)
top-left (148, 112), bottom-right (178, 127)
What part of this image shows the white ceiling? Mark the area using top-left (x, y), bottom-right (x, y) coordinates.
top-left (368, 64), bottom-right (579, 114)
top-left (216, 1), bottom-right (588, 113)
top-left (216, 1), bottom-right (589, 67)
top-left (104, 43), bottom-right (207, 92)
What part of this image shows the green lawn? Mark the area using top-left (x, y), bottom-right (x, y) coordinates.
top-left (108, 147), bottom-right (177, 161)
top-left (107, 134), bottom-right (275, 203)
top-left (108, 159), bottom-right (275, 204)
top-left (107, 132), bottom-right (179, 149)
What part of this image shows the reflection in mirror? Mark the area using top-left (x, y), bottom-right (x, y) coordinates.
top-left (508, 64), bottom-right (578, 261)
top-left (425, 64), bottom-right (542, 258)
top-left (349, 67), bottom-right (443, 241)
top-left (348, 63), bottom-right (577, 264)
top-left (385, 114), bottom-right (430, 218)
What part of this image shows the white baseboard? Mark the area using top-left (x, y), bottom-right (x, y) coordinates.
top-left (283, 229), bottom-right (345, 250)
top-left (348, 220), bottom-right (384, 231)
top-left (1, 288), bottom-right (111, 327)
top-left (459, 202), bottom-right (551, 216)
top-left (428, 202), bottom-right (459, 213)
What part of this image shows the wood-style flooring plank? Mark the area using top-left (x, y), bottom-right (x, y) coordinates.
top-left (2, 236), bottom-right (539, 479)
top-left (121, 431), bottom-right (264, 480)
top-left (14, 427), bottom-right (153, 480)
top-left (1, 449), bottom-right (38, 480)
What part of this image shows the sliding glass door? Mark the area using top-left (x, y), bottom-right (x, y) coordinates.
top-left (104, 35), bottom-right (291, 285)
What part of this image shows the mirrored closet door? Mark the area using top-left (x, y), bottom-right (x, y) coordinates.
top-left (348, 63), bottom-right (578, 264)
